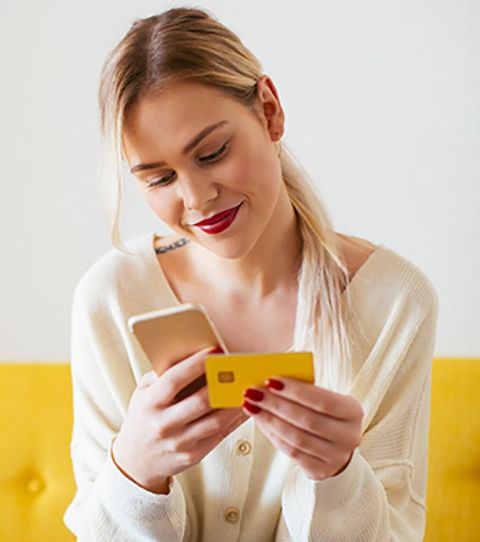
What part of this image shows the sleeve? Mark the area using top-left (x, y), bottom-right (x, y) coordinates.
top-left (63, 278), bottom-right (189, 541)
top-left (274, 290), bottom-right (439, 542)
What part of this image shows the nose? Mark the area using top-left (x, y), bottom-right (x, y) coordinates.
top-left (177, 173), bottom-right (218, 211)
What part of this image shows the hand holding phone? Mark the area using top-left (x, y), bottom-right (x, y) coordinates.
top-left (112, 345), bottom-right (248, 494)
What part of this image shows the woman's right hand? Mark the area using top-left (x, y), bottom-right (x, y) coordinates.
top-left (112, 345), bottom-right (249, 494)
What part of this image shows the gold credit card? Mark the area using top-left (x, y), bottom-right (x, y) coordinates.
top-left (204, 351), bottom-right (314, 408)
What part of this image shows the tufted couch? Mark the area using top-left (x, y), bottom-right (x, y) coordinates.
top-left (0, 358), bottom-right (478, 541)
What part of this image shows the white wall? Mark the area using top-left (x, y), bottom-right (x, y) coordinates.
top-left (1, 0), bottom-right (478, 361)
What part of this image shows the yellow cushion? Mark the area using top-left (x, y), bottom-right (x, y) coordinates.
top-left (0, 359), bottom-right (478, 541)
top-left (0, 364), bottom-right (75, 541)
top-left (425, 358), bottom-right (480, 541)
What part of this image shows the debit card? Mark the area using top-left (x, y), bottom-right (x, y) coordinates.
top-left (205, 351), bottom-right (314, 408)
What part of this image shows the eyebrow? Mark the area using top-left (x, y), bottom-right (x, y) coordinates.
top-left (129, 119), bottom-right (229, 174)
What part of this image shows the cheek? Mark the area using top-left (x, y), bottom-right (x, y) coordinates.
top-left (225, 141), bottom-right (279, 197)
top-left (221, 157), bottom-right (251, 192)
top-left (146, 191), bottom-right (180, 224)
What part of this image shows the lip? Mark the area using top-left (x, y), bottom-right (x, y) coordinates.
top-left (193, 202), bottom-right (243, 235)
top-left (193, 204), bottom-right (242, 226)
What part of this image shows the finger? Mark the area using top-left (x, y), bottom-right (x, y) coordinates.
top-left (160, 384), bottom-right (214, 430)
top-left (218, 411), bottom-right (248, 437)
top-left (246, 404), bottom-right (334, 460)
top-left (264, 376), bottom-right (363, 421)
top-left (165, 408), bottom-right (246, 453)
top-left (139, 369), bottom-right (158, 388)
top-left (178, 417), bottom-right (243, 463)
top-left (160, 380), bottom-right (245, 432)
top-left (255, 417), bottom-right (331, 480)
top-left (148, 345), bottom-right (220, 405)
top-left (244, 387), bottom-right (351, 444)
top-left (192, 410), bottom-right (248, 448)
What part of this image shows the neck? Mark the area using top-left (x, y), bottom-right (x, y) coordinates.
top-left (189, 187), bottom-right (303, 301)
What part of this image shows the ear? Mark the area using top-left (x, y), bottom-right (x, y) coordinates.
top-left (255, 74), bottom-right (285, 142)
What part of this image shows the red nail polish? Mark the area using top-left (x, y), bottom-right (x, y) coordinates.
top-left (243, 400), bottom-right (262, 414)
top-left (243, 388), bottom-right (264, 401)
top-left (265, 378), bottom-right (284, 391)
top-left (210, 345), bottom-right (224, 354)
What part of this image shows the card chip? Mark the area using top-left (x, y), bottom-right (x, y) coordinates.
top-left (218, 371), bottom-right (235, 383)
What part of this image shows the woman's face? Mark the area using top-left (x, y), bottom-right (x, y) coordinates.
top-left (122, 77), bottom-right (286, 259)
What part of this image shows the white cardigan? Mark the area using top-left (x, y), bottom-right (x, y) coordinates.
top-left (63, 232), bottom-right (439, 541)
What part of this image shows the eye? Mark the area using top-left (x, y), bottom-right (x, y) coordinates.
top-left (146, 142), bottom-right (228, 188)
top-left (147, 172), bottom-right (175, 188)
top-left (198, 142), bottom-right (228, 163)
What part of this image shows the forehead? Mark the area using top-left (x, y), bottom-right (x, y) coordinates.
top-left (124, 82), bottom-right (244, 145)
top-left (122, 81), bottom-right (260, 166)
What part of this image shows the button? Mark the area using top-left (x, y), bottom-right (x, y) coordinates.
top-left (26, 477), bottom-right (45, 494)
top-left (235, 439), bottom-right (252, 455)
top-left (224, 507), bottom-right (240, 523)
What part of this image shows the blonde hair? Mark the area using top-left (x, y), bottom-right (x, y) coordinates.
top-left (97, 7), bottom-right (364, 394)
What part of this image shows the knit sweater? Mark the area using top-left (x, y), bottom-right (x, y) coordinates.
top-left (63, 231), bottom-right (439, 541)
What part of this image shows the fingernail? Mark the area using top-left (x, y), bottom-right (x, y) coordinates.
top-left (243, 388), bottom-right (264, 402)
top-left (210, 345), bottom-right (224, 354)
top-left (243, 400), bottom-right (262, 414)
top-left (265, 378), bottom-right (284, 391)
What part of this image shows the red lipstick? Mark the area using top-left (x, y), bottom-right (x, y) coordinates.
top-left (193, 203), bottom-right (242, 234)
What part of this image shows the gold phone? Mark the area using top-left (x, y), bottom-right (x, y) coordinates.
top-left (127, 303), bottom-right (228, 401)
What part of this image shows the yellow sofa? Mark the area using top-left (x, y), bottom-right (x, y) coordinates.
top-left (0, 358), bottom-right (478, 541)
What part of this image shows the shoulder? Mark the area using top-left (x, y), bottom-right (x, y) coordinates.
top-left (335, 232), bottom-right (376, 284)
top-left (378, 245), bottom-right (438, 316)
top-left (336, 233), bottom-right (438, 329)
top-left (352, 241), bottom-right (439, 326)
top-left (344, 240), bottom-right (439, 393)
top-left (72, 232), bottom-right (153, 315)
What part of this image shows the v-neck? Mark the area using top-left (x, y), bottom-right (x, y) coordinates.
top-left (146, 232), bottom-right (386, 306)
top-left (143, 232), bottom-right (386, 353)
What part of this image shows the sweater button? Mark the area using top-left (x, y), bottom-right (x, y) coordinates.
top-left (235, 439), bottom-right (252, 455)
top-left (224, 507), bottom-right (240, 523)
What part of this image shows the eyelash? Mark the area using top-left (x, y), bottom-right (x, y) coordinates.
top-left (146, 142), bottom-right (228, 188)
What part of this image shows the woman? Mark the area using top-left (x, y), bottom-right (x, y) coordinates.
top-left (63, 7), bottom-right (439, 541)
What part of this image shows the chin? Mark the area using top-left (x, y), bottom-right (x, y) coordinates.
top-left (224, 223), bottom-right (274, 259)
top-left (200, 236), bottom-right (254, 260)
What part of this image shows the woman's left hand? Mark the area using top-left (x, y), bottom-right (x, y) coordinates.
top-left (242, 377), bottom-right (364, 480)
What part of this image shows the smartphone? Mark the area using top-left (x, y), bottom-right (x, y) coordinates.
top-left (127, 303), bottom-right (227, 402)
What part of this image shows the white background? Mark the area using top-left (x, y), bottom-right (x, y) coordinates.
top-left (1, 0), bottom-right (478, 361)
